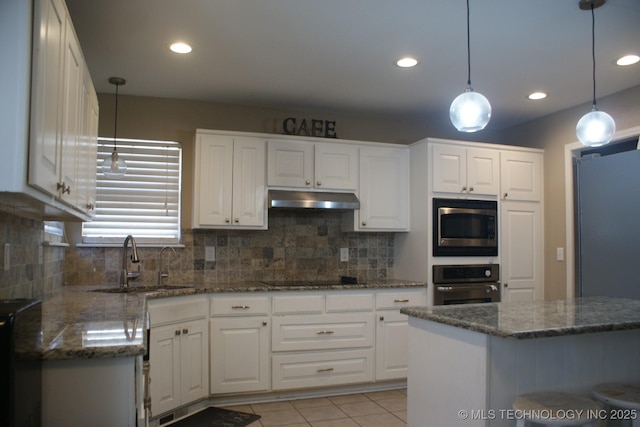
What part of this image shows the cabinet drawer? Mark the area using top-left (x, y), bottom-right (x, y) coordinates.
top-left (375, 289), bottom-right (426, 310)
top-left (272, 313), bottom-right (374, 352)
top-left (272, 348), bottom-right (374, 390)
top-left (210, 295), bottom-right (270, 316)
top-left (272, 294), bottom-right (324, 315)
top-left (149, 296), bottom-right (208, 326)
top-left (326, 293), bottom-right (373, 312)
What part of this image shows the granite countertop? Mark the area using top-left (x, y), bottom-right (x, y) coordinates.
top-left (37, 279), bottom-right (425, 360)
top-left (401, 296), bottom-right (640, 339)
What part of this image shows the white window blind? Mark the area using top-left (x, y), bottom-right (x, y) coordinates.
top-left (82, 138), bottom-right (182, 245)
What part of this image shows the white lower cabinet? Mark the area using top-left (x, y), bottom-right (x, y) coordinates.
top-left (148, 296), bottom-right (209, 416)
top-left (375, 289), bottom-right (427, 381)
top-left (210, 295), bottom-right (271, 394)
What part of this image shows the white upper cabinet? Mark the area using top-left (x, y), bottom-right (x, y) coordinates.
top-left (352, 146), bottom-right (409, 231)
top-left (193, 132), bottom-right (267, 229)
top-left (500, 151), bottom-right (543, 201)
top-left (431, 143), bottom-right (499, 196)
top-left (0, 0), bottom-right (98, 220)
top-left (267, 139), bottom-right (358, 191)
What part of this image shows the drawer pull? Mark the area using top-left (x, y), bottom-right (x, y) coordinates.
top-left (175, 330), bottom-right (181, 336)
top-left (316, 368), bottom-right (334, 373)
top-left (316, 330), bottom-right (335, 335)
top-left (231, 305), bottom-right (250, 309)
top-left (394, 299), bottom-right (410, 303)
top-left (182, 328), bottom-right (189, 334)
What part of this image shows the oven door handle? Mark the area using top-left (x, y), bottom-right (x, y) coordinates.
top-left (435, 284), bottom-right (499, 292)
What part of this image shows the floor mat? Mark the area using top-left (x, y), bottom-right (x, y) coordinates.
top-left (168, 407), bottom-right (261, 427)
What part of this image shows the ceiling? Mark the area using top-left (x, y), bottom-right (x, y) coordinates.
top-left (65, 0), bottom-right (640, 131)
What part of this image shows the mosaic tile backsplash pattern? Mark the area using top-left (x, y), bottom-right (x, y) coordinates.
top-left (63, 211), bottom-right (396, 287)
top-left (0, 210), bottom-right (65, 299)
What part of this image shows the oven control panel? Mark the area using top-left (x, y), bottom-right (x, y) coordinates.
top-left (433, 264), bottom-right (499, 284)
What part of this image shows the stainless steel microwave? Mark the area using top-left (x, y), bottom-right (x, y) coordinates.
top-left (433, 198), bottom-right (497, 256)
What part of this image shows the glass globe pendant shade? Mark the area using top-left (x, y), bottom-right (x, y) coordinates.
top-left (102, 149), bottom-right (127, 179)
top-left (576, 108), bottom-right (616, 147)
top-left (449, 89), bottom-right (492, 132)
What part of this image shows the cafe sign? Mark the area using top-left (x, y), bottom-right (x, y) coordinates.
top-left (282, 117), bottom-right (338, 139)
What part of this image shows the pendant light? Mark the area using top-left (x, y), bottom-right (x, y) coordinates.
top-left (102, 77), bottom-right (128, 178)
top-left (449, 0), bottom-right (491, 132)
top-left (576, 0), bottom-right (615, 147)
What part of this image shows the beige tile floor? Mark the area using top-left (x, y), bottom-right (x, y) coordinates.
top-left (224, 389), bottom-right (407, 427)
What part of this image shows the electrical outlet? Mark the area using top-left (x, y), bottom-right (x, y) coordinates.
top-left (205, 246), bottom-right (216, 262)
top-left (38, 246), bottom-right (44, 265)
top-left (556, 247), bottom-right (564, 262)
top-left (3, 244), bottom-right (9, 271)
top-left (340, 247), bottom-right (349, 262)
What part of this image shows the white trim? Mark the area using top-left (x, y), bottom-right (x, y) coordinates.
top-left (564, 126), bottom-right (640, 298)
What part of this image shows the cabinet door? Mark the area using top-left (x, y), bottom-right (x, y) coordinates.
top-left (210, 317), bottom-right (270, 394)
top-left (149, 324), bottom-right (181, 415)
top-left (180, 319), bottom-right (209, 404)
top-left (193, 134), bottom-right (233, 226)
top-left (501, 201), bottom-right (543, 302)
top-left (358, 147), bottom-right (409, 231)
top-left (314, 143), bottom-right (358, 190)
top-left (76, 64), bottom-right (98, 216)
top-left (232, 138), bottom-right (266, 227)
top-left (466, 148), bottom-right (499, 196)
top-left (375, 310), bottom-right (409, 381)
top-left (59, 17), bottom-right (83, 206)
top-left (431, 144), bottom-right (466, 193)
top-left (29, 0), bottom-right (67, 196)
top-left (500, 151), bottom-right (542, 201)
top-left (267, 140), bottom-right (314, 187)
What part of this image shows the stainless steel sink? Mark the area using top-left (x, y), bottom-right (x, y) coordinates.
top-left (91, 285), bottom-right (194, 294)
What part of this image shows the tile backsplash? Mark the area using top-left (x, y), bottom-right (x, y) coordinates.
top-left (0, 210), bottom-right (65, 298)
top-left (63, 210), bottom-right (395, 287)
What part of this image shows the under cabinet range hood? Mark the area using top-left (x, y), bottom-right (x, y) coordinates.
top-left (268, 190), bottom-right (360, 210)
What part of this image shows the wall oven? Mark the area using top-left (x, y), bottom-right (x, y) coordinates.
top-left (433, 198), bottom-right (498, 257)
top-left (433, 264), bottom-right (500, 305)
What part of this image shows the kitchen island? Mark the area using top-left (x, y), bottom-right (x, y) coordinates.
top-left (401, 297), bottom-right (640, 427)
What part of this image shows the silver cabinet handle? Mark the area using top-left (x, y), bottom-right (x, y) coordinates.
top-left (225, 218), bottom-right (230, 223)
top-left (379, 316), bottom-right (385, 321)
top-left (182, 328), bottom-right (188, 334)
top-left (305, 179), bottom-right (311, 185)
top-left (394, 299), bottom-right (410, 303)
top-left (361, 221), bottom-right (367, 227)
top-left (231, 305), bottom-right (250, 309)
top-left (262, 321), bottom-right (267, 326)
top-left (234, 218), bottom-right (239, 223)
top-left (469, 187), bottom-right (474, 192)
top-left (317, 368), bottom-right (334, 373)
top-left (503, 193), bottom-right (508, 199)
top-left (316, 181), bottom-right (322, 186)
top-left (316, 330), bottom-right (334, 335)
top-left (175, 330), bottom-right (181, 336)
top-left (461, 186), bottom-right (467, 192)
top-left (57, 182), bottom-right (71, 194)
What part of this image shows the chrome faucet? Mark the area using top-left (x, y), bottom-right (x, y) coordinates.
top-left (157, 246), bottom-right (177, 286)
top-left (120, 235), bottom-right (141, 288)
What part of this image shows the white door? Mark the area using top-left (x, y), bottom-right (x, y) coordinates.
top-left (500, 151), bottom-right (542, 201)
top-left (358, 147), bottom-right (409, 230)
top-left (194, 135), bottom-right (233, 226)
top-left (180, 319), bottom-right (209, 404)
top-left (149, 324), bottom-right (181, 415)
top-left (232, 138), bottom-right (266, 227)
top-left (501, 201), bottom-right (543, 302)
top-left (466, 148), bottom-right (499, 196)
top-left (314, 143), bottom-right (358, 190)
top-left (431, 144), bottom-right (466, 193)
top-left (267, 139), bottom-right (314, 188)
top-left (375, 311), bottom-right (409, 381)
top-left (29, 0), bottom-right (67, 196)
top-left (210, 317), bottom-right (270, 394)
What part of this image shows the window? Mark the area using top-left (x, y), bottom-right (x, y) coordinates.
top-left (81, 138), bottom-right (182, 245)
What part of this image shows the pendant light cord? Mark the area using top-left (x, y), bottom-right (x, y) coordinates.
top-left (113, 82), bottom-right (120, 151)
top-left (590, 4), bottom-right (597, 109)
top-left (466, 0), bottom-right (472, 87)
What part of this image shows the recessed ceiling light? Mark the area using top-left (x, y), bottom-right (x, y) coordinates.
top-left (396, 57), bottom-right (419, 68)
top-left (528, 92), bottom-right (547, 100)
top-left (616, 54), bottom-right (639, 66)
top-left (169, 42), bottom-right (192, 54)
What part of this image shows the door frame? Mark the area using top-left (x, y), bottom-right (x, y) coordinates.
top-left (563, 126), bottom-right (640, 298)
